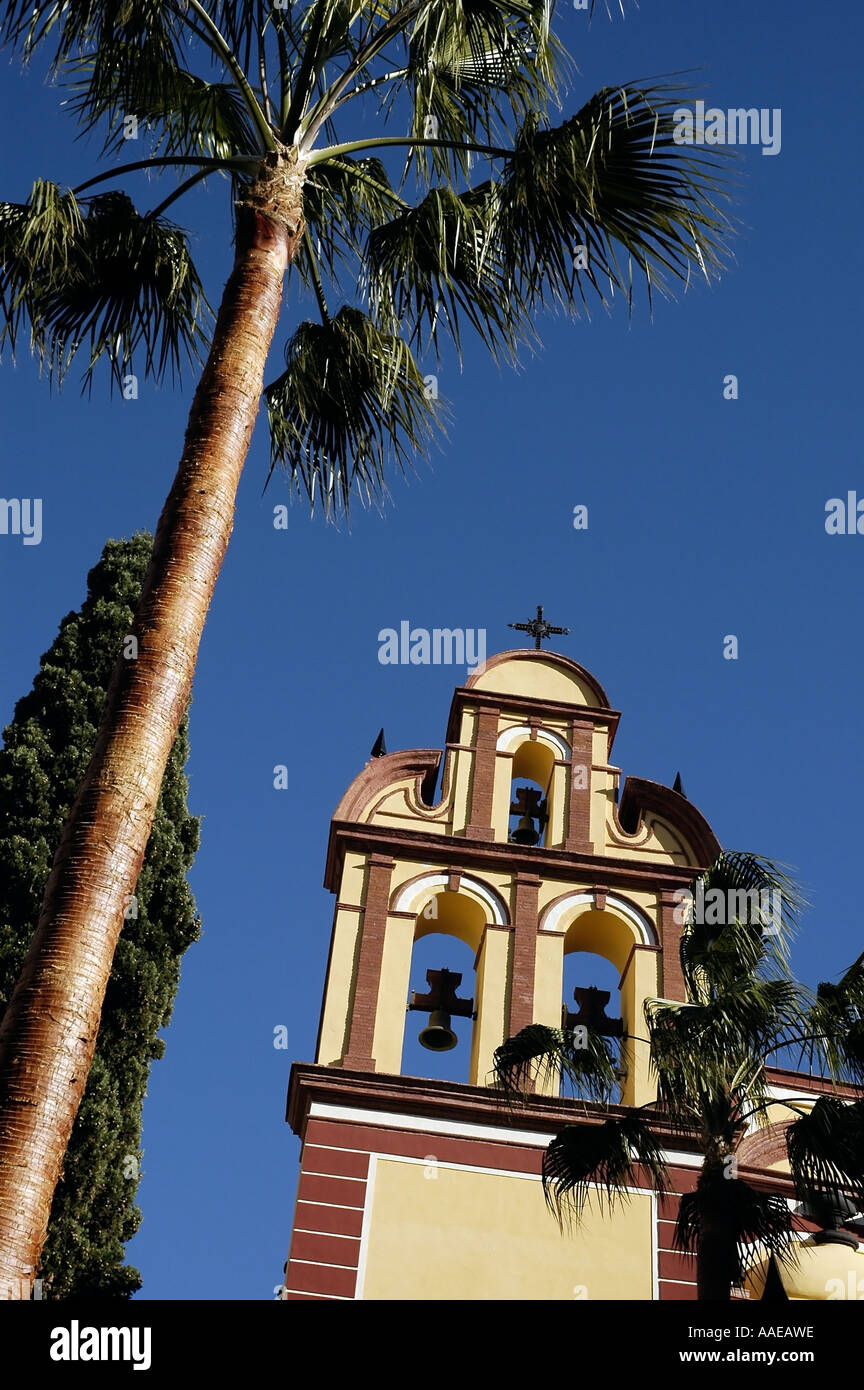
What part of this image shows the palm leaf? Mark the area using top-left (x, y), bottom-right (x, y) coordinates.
top-left (542, 1112), bottom-right (669, 1225)
top-left (675, 1167), bottom-right (796, 1283)
top-left (297, 156), bottom-right (404, 283)
top-left (0, 182), bottom-right (209, 388)
top-left (366, 182), bottom-right (525, 363)
top-left (264, 305), bottom-right (442, 519)
top-left (804, 954), bottom-right (864, 1085)
top-left (496, 83), bottom-right (732, 314)
top-left (66, 57), bottom-right (262, 163)
top-left (395, 0), bottom-right (563, 181)
top-left (786, 1096), bottom-right (864, 1210)
top-left (678, 851), bottom-right (806, 1016)
top-left (9, 0), bottom-right (184, 81)
top-left (492, 1022), bottom-right (619, 1102)
top-left (646, 980), bottom-right (809, 1125)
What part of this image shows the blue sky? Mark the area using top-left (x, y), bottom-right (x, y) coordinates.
top-left (1, 1), bottom-right (862, 1300)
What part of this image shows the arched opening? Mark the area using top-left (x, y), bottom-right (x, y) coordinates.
top-left (560, 910), bottom-right (633, 1103)
top-left (401, 891), bottom-right (484, 1082)
top-left (508, 741), bottom-right (555, 847)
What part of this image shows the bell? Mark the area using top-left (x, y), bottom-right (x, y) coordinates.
top-left (510, 813), bottom-right (540, 846)
top-left (418, 1008), bottom-right (459, 1051)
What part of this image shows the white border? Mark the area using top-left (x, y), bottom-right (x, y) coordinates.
top-left (496, 724), bottom-right (572, 761)
top-left (392, 872), bottom-right (509, 925)
top-left (542, 891), bottom-right (656, 945)
top-left (353, 1151), bottom-right (660, 1301)
top-left (308, 1102), bottom-right (701, 1170)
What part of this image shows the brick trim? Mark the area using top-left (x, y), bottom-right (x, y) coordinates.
top-left (658, 888), bottom-right (685, 1001)
top-left (464, 706), bottom-right (499, 840)
top-left (566, 719), bottom-right (594, 853)
top-left (508, 874), bottom-right (541, 1037)
top-left (340, 854), bottom-right (395, 1070)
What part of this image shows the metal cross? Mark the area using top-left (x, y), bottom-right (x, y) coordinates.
top-left (508, 604), bottom-right (570, 651)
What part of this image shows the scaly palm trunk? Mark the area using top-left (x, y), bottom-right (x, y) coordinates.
top-left (0, 151), bottom-right (305, 1298)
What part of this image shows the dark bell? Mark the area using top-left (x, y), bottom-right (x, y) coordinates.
top-left (510, 814), bottom-right (540, 846)
top-left (418, 1008), bottom-right (458, 1051)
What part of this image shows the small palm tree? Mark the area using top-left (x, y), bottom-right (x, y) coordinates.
top-left (493, 852), bottom-right (864, 1301)
top-left (0, 0), bottom-right (731, 1292)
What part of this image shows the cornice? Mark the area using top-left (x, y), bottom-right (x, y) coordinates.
top-left (324, 820), bottom-right (710, 894)
top-left (445, 686), bottom-right (620, 749)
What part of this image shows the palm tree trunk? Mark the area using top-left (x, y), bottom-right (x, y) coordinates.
top-left (695, 1159), bottom-right (739, 1300)
top-left (697, 1227), bottom-right (736, 1300)
top-left (0, 152), bottom-right (305, 1298)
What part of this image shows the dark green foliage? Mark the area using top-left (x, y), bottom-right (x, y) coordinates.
top-left (675, 1166), bottom-right (795, 1281)
top-left (542, 1113), bottom-right (669, 1223)
top-left (265, 305), bottom-right (439, 516)
top-left (492, 1021), bottom-right (618, 1102)
top-left (0, 533), bottom-right (200, 1298)
top-left (0, 181), bottom-right (209, 390)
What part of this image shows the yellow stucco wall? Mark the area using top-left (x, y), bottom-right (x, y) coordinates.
top-left (360, 1158), bottom-right (655, 1300)
top-left (471, 655), bottom-right (600, 707)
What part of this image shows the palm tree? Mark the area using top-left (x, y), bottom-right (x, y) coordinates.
top-left (493, 851), bottom-right (864, 1300)
top-left (0, 0), bottom-right (731, 1293)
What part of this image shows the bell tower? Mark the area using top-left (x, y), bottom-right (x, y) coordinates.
top-left (283, 646), bottom-right (723, 1300)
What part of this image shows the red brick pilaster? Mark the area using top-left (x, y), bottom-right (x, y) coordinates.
top-left (659, 887), bottom-right (686, 1001)
top-left (507, 874), bottom-right (541, 1036)
top-left (566, 719), bottom-right (594, 853)
top-left (465, 707), bottom-right (500, 840)
top-left (340, 854), bottom-right (395, 1071)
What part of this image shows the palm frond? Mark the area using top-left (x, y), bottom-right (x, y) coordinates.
top-left (12, 0), bottom-right (188, 107)
top-left (542, 1112), bottom-right (669, 1226)
top-left (803, 954), bottom-right (864, 1085)
top-left (264, 305), bottom-right (442, 519)
top-left (366, 182), bottom-right (526, 364)
top-left (496, 83), bottom-right (733, 315)
top-left (786, 1096), bottom-right (864, 1210)
top-left (393, 0), bottom-right (564, 182)
top-left (491, 1023), bottom-right (619, 1102)
top-left (679, 851), bottom-right (806, 1014)
top-left (646, 980), bottom-right (809, 1123)
top-left (0, 182), bottom-right (209, 388)
top-left (296, 156), bottom-right (404, 283)
top-left (675, 1168), bottom-right (796, 1282)
top-left (65, 56), bottom-right (262, 163)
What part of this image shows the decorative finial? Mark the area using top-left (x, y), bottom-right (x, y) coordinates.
top-left (508, 604), bottom-right (570, 651)
top-left (370, 728), bottom-right (387, 758)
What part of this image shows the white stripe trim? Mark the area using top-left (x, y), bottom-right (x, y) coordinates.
top-left (301, 1169), bottom-right (366, 1183)
top-left (297, 1195), bottom-right (365, 1212)
top-left (294, 1228), bottom-right (361, 1241)
top-left (542, 891), bottom-right (655, 944)
top-left (284, 1289), bottom-right (351, 1301)
top-left (351, 1152), bottom-right (660, 1301)
top-left (307, 1102), bottom-right (703, 1166)
top-left (496, 724), bottom-right (571, 760)
top-left (290, 1258), bottom-right (359, 1272)
top-left (304, 1141), bottom-right (370, 1158)
top-left (354, 1154), bottom-right (377, 1299)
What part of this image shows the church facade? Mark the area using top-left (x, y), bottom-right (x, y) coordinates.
top-left (282, 648), bottom-right (862, 1300)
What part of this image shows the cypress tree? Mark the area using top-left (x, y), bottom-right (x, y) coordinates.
top-left (0, 533), bottom-right (201, 1298)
